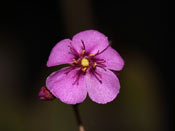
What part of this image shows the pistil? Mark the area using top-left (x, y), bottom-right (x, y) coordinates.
top-left (81, 58), bottom-right (89, 67)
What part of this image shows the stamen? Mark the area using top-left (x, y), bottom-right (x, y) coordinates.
top-left (82, 67), bottom-right (87, 72)
top-left (89, 54), bottom-right (95, 57)
top-left (95, 59), bottom-right (106, 64)
top-left (93, 62), bottom-right (97, 68)
top-left (82, 49), bottom-right (85, 55)
top-left (97, 63), bottom-right (106, 67)
top-left (72, 69), bottom-right (85, 85)
top-left (73, 59), bottom-right (78, 64)
top-left (68, 43), bottom-right (79, 57)
top-left (94, 70), bottom-right (102, 79)
top-left (91, 69), bottom-right (102, 84)
top-left (96, 65), bottom-right (107, 71)
top-left (81, 40), bottom-right (85, 50)
top-left (64, 67), bottom-right (75, 75)
top-left (95, 45), bottom-right (110, 56)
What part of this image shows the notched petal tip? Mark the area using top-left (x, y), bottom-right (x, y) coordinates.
top-left (46, 39), bottom-right (74, 67)
top-left (119, 58), bottom-right (125, 70)
top-left (96, 46), bottom-right (125, 71)
top-left (91, 90), bottom-right (120, 104)
top-left (46, 68), bottom-right (87, 105)
top-left (87, 68), bottom-right (120, 104)
top-left (72, 29), bottom-right (109, 54)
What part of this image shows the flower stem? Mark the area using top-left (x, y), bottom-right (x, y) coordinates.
top-left (72, 104), bottom-right (85, 131)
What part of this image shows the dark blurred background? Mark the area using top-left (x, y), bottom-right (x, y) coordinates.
top-left (0, 0), bottom-right (173, 131)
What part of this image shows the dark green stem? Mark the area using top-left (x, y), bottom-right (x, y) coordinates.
top-left (72, 104), bottom-right (85, 131)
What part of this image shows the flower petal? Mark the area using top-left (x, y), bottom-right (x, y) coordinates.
top-left (46, 67), bottom-right (87, 104)
top-left (72, 30), bottom-right (109, 54)
top-left (47, 39), bottom-right (75, 67)
top-left (86, 67), bottom-right (120, 104)
top-left (96, 46), bottom-right (124, 71)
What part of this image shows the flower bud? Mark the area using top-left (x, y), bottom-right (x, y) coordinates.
top-left (38, 86), bottom-right (55, 100)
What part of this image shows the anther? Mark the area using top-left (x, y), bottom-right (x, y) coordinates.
top-left (93, 62), bottom-right (97, 68)
top-left (82, 49), bottom-right (85, 55)
top-left (73, 59), bottom-right (77, 64)
top-left (82, 67), bottom-right (87, 72)
top-left (89, 54), bottom-right (95, 57)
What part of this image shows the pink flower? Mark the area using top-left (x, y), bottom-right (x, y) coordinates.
top-left (46, 30), bottom-right (124, 104)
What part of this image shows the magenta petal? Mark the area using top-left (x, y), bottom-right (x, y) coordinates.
top-left (96, 46), bottom-right (124, 71)
top-left (72, 30), bottom-right (109, 54)
top-left (47, 39), bottom-right (74, 67)
top-left (86, 67), bottom-right (120, 104)
top-left (46, 67), bottom-right (87, 104)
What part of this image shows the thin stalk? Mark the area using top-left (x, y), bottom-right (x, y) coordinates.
top-left (72, 104), bottom-right (85, 131)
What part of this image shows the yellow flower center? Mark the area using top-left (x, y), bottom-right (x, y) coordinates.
top-left (81, 58), bottom-right (89, 67)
